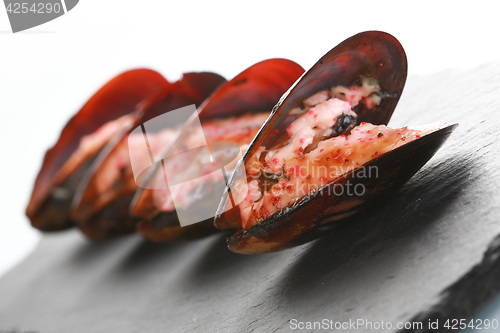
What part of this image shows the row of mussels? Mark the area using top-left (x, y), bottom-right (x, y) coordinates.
top-left (26, 31), bottom-right (457, 254)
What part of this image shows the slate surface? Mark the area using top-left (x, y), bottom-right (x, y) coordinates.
top-left (1, 63), bottom-right (500, 333)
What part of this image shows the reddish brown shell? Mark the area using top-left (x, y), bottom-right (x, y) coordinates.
top-left (247, 31), bottom-right (407, 157)
top-left (213, 31), bottom-right (455, 254)
top-left (215, 31), bottom-right (408, 230)
top-left (131, 58), bottom-right (305, 242)
top-left (71, 72), bottom-right (226, 239)
top-left (26, 69), bottom-right (171, 231)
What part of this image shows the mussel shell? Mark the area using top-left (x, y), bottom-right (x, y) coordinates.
top-left (71, 73), bottom-right (226, 239)
top-left (215, 31), bottom-right (408, 231)
top-left (132, 58), bottom-right (305, 241)
top-left (225, 124), bottom-right (458, 254)
top-left (197, 59), bottom-right (306, 120)
top-left (256, 31), bottom-right (407, 153)
top-left (26, 69), bottom-right (171, 231)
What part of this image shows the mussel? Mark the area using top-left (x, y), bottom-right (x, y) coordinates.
top-left (26, 69), bottom-right (172, 231)
top-left (214, 31), bottom-right (457, 254)
top-left (70, 73), bottom-right (226, 239)
top-left (131, 59), bottom-right (304, 242)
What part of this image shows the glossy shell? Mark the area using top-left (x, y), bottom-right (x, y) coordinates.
top-left (132, 58), bottom-right (305, 242)
top-left (214, 31), bottom-right (455, 254)
top-left (70, 73), bottom-right (226, 239)
top-left (26, 69), bottom-right (171, 231)
top-left (248, 31), bottom-right (407, 157)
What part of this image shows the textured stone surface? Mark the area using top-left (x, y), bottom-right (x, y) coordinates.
top-left (1, 63), bottom-right (500, 333)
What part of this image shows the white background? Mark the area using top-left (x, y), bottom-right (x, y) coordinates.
top-left (1, 0), bottom-right (500, 277)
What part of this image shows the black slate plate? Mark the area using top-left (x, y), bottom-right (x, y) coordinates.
top-left (1, 63), bottom-right (500, 333)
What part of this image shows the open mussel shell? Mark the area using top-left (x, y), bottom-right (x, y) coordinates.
top-left (132, 58), bottom-right (305, 242)
top-left (70, 73), bottom-right (225, 239)
top-left (226, 123), bottom-right (458, 254)
top-left (214, 31), bottom-right (456, 254)
top-left (215, 31), bottom-right (408, 230)
top-left (26, 69), bottom-right (171, 231)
